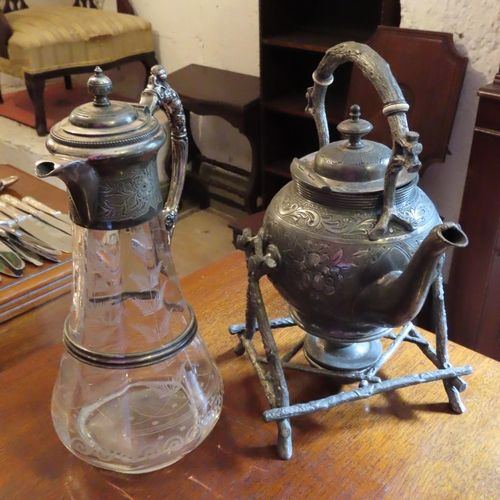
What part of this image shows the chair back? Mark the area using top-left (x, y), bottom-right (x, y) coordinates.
top-left (73, 1), bottom-right (98, 7)
top-left (3, 1), bottom-right (99, 12)
top-left (3, 1), bottom-right (28, 13)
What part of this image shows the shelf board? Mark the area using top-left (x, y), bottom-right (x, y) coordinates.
top-left (262, 29), bottom-right (375, 53)
top-left (264, 160), bottom-right (293, 179)
top-left (263, 92), bottom-right (346, 124)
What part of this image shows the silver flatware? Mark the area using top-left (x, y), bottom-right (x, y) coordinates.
top-left (0, 201), bottom-right (72, 253)
top-left (0, 226), bottom-right (62, 264)
top-left (0, 232), bottom-right (44, 266)
top-left (0, 175), bottom-right (19, 192)
top-left (22, 196), bottom-right (72, 226)
top-left (1, 195), bottom-right (72, 235)
top-left (0, 238), bottom-right (24, 271)
top-left (0, 222), bottom-right (62, 257)
top-left (0, 220), bottom-right (61, 256)
top-left (0, 260), bottom-right (22, 277)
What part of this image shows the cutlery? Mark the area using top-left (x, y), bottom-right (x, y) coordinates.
top-left (0, 175), bottom-right (19, 192)
top-left (0, 231), bottom-right (44, 266)
top-left (0, 238), bottom-right (24, 271)
top-left (1, 195), bottom-right (72, 235)
top-left (0, 219), bottom-right (61, 256)
top-left (22, 196), bottom-right (72, 226)
top-left (0, 249), bottom-right (23, 281)
top-left (0, 201), bottom-right (72, 253)
top-left (0, 226), bottom-right (62, 264)
top-left (0, 259), bottom-right (23, 277)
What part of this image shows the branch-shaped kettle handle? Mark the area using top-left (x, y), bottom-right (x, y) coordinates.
top-left (306, 42), bottom-right (423, 240)
top-left (140, 65), bottom-right (188, 234)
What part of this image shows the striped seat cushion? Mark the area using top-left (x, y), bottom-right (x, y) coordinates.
top-left (0, 7), bottom-right (154, 78)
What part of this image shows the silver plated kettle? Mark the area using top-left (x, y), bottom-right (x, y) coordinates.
top-left (262, 42), bottom-right (468, 370)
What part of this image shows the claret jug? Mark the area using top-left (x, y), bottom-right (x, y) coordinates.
top-left (262, 42), bottom-right (468, 370)
top-left (36, 67), bottom-right (223, 473)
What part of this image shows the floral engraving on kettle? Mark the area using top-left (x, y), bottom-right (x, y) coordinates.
top-left (295, 246), bottom-right (354, 299)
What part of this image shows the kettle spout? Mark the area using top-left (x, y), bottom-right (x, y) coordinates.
top-left (354, 222), bottom-right (468, 327)
top-left (36, 160), bottom-right (99, 227)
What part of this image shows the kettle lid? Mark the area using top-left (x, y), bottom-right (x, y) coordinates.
top-left (46, 67), bottom-right (165, 158)
top-left (297, 105), bottom-right (416, 193)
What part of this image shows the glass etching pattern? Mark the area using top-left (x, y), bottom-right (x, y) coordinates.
top-left (51, 214), bottom-right (223, 473)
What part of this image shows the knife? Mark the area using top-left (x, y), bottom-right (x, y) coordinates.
top-left (22, 196), bottom-right (72, 226)
top-left (0, 225), bottom-right (62, 264)
top-left (1, 195), bottom-right (72, 235)
top-left (0, 201), bottom-right (72, 253)
top-left (0, 218), bottom-right (61, 256)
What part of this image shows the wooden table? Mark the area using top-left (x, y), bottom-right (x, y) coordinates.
top-left (0, 251), bottom-right (499, 499)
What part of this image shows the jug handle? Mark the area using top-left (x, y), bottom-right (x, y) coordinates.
top-left (305, 42), bottom-right (423, 240)
top-left (140, 66), bottom-right (188, 234)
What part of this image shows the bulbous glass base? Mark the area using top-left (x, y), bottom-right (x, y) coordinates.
top-left (52, 334), bottom-right (223, 474)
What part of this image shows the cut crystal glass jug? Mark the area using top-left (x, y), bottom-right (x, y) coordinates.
top-left (36, 67), bottom-right (223, 473)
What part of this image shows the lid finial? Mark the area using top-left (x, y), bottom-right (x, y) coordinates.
top-left (87, 66), bottom-right (112, 107)
top-left (337, 104), bottom-right (373, 149)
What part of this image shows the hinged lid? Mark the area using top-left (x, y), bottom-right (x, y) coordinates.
top-left (46, 67), bottom-right (165, 159)
top-left (293, 105), bottom-right (416, 194)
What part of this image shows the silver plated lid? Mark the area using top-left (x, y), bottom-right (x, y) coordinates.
top-left (292, 105), bottom-right (416, 194)
top-left (315, 104), bottom-right (390, 183)
top-left (46, 67), bottom-right (165, 159)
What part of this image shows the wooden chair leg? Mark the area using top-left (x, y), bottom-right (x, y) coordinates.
top-left (25, 78), bottom-right (47, 136)
top-left (64, 75), bottom-right (73, 90)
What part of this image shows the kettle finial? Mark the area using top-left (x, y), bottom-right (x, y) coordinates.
top-left (87, 66), bottom-right (112, 107)
top-left (337, 104), bottom-right (373, 149)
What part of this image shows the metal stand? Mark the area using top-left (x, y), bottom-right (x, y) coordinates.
top-left (230, 229), bottom-right (473, 460)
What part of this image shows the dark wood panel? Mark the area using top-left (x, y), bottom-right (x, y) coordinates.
top-left (347, 27), bottom-right (468, 172)
top-left (447, 67), bottom-right (500, 361)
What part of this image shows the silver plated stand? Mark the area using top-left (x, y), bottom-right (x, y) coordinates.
top-left (230, 229), bottom-right (473, 460)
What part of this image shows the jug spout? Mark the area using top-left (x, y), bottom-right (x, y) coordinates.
top-left (354, 222), bottom-right (468, 327)
top-left (36, 160), bottom-right (99, 227)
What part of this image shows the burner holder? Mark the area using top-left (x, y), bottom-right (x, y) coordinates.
top-left (229, 229), bottom-right (473, 459)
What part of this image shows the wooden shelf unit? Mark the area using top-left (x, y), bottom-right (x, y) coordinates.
top-left (259, 0), bottom-right (401, 205)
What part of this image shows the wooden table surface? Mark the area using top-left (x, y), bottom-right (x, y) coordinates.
top-left (0, 251), bottom-right (499, 499)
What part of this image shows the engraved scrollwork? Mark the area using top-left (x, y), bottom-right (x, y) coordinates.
top-left (279, 203), bottom-right (321, 228)
top-left (272, 183), bottom-right (434, 241)
top-left (320, 212), bottom-right (376, 237)
top-left (98, 161), bottom-right (162, 223)
top-left (276, 192), bottom-right (380, 240)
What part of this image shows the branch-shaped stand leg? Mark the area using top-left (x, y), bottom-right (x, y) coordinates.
top-left (432, 261), bottom-right (467, 413)
top-left (236, 229), bottom-right (292, 459)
